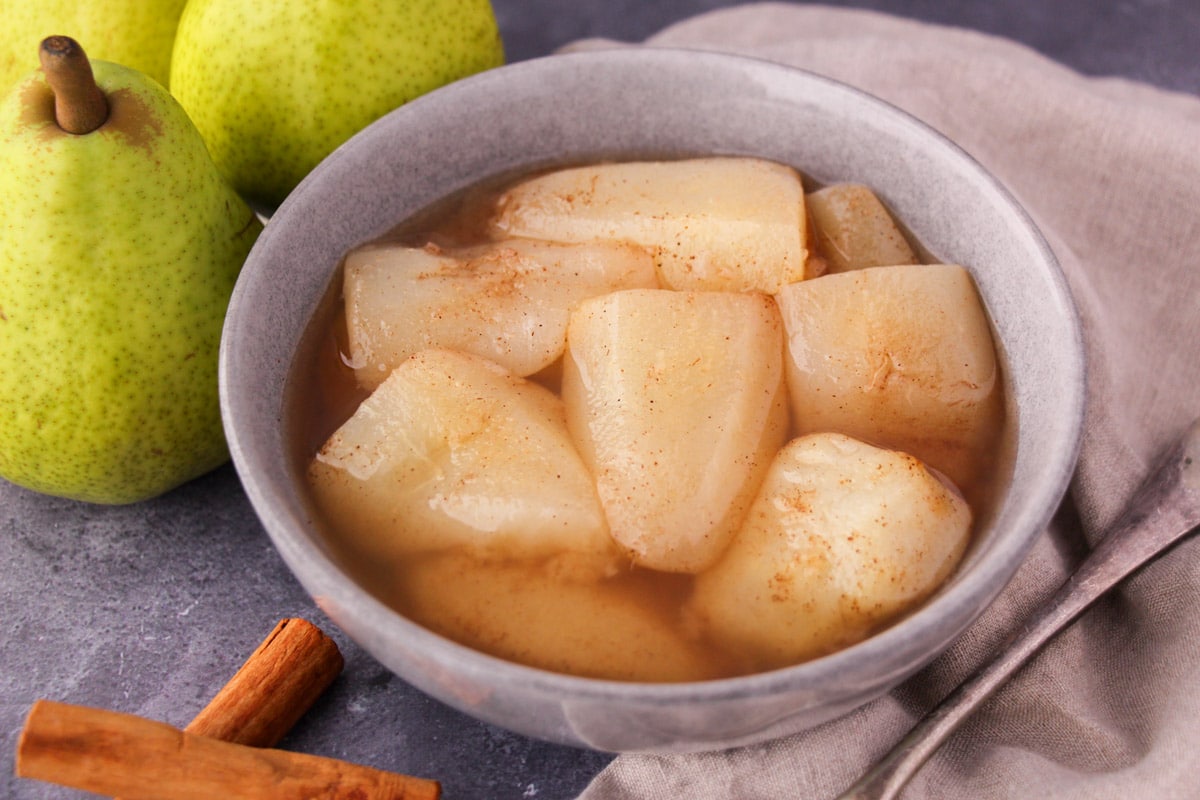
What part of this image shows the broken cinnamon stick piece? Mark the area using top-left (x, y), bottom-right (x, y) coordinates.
top-left (16, 700), bottom-right (441, 800)
top-left (186, 617), bottom-right (344, 747)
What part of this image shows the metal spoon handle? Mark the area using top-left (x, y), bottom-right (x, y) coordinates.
top-left (837, 418), bottom-right (1200, 800)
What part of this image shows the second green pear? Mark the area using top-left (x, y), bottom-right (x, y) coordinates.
top-left (0, 0), bottom-right (188, 91)
top-left (170, 0), bottom-right (506, 210)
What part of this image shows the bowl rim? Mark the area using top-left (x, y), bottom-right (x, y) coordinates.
top-left (221, 45), bottom-right (1086, 717)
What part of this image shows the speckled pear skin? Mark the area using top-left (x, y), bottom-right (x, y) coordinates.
top-left (0, 0), bottom-right (188, 91)
top-left (169, 0), bottom-right (506, 210)
top-left (0, 59), bottom-right (262, 504)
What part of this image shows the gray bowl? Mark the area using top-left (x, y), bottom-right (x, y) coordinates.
top-left (219, 48), bottom-right (1084, 753)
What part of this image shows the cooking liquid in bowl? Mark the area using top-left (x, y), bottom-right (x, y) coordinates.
top-left (286, 157), bottom-right (1012, 683)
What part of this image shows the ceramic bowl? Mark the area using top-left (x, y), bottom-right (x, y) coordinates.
top-left (219, 48), bottom-right (1085, 753)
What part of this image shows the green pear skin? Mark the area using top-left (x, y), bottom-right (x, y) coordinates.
top-left (169, 0), bottom-right (506, 209)
top-left (0, 0), bottom-right (188, 92)
top-left (0, 57), bottom-right (262, 504)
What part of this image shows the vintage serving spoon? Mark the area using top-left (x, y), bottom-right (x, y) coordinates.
top-left (837, 417), bottom-right (1200, 800)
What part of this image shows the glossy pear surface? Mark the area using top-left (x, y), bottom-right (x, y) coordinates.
top-left (308, 348), bottom-right (616, 576)
top-left (689, 432), bottom-right (972, 668)
top-left (776, 263), bottom-right (1002, 496)
top-left (562, 289), bottom-right (789, 573)
top-left (492, 157), bottom-right (813, 293)
top-left (342, 237), bottom-right (656, 389)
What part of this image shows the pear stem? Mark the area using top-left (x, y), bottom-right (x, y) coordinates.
top-left (38, 36), bottom-right (109, 135)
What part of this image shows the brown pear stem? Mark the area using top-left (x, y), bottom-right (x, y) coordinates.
top-left (38, 35), bottom-right (109, 135)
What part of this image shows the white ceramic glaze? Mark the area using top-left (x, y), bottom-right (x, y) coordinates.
top-left (219, 48), bottom-right (1085, 753)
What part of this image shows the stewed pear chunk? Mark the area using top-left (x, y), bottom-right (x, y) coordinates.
top-left (308, 348), bottom-right (618, 576)
top-left (490, 157), bottom-right (813, 294)
top-left (343, 238), bottom-right (657, 390)
top-left (390, 552), bottom-right (728, 682)
top-left (806, 183), bottom-right (918, 273)
top-left (562, 289), bottom-right (789, 573)
top-left (776, 263), bottom-right (1001, 494)
top-left (689, 433), bottom-right (972, 668)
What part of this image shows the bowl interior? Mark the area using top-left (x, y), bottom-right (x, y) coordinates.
top-left (219, 47), bottom-right (1084, 752)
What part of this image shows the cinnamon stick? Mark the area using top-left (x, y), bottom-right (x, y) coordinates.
top-left (185, 617), bottom-right (344, 746)
top-left (16, 700), bottom-right (441, 800)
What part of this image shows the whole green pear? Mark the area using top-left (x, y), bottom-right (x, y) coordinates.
top-left (0, 0), bottom-right (188, 91)
top-left (169, 0), bottom-right (505, 210)
top-left (0, 37), bottom-right (262, 504)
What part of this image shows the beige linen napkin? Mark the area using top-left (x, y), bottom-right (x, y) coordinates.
top-left (568, 4), bottom-right (1200, 799)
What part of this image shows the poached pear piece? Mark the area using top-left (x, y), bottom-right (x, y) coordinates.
top-left (562, 289), bottom-right (790, 574)
top-left (689, 432), bottom-right (972, 669)
top-left (776, 263), bottom-right (1003, 496)
top-left (806, 183), bottom-right (919, 273)
top-left (343, 237), bottom-right (657, 391)
top-left (0, 37), bottom-right (261, 504)
top-left (170, 0), bottom-right (505, 209)
top-left (491, 157), bottom-right (815, 294)
top-left (0, 0), bottom-right (187, 91)
top-left (389, 551), bottom-right (727, 682)
top-left (308, 348), bottom-right (619, 579)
